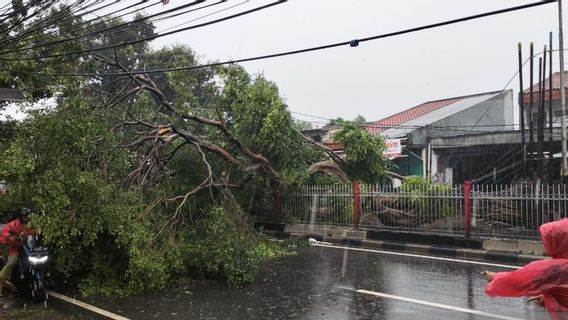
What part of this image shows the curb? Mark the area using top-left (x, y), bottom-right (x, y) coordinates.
top-left (259, 224), bottom-right (546, 265)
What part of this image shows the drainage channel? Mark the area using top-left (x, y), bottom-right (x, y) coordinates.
top-left (46, 290), bottom-right (130, 320)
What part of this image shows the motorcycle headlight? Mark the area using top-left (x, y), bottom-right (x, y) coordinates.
top-left (28, 256), bottom-right (48, 264)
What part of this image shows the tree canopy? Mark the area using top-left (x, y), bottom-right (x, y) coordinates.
top-left (0, 3), bottom-right (388, 295)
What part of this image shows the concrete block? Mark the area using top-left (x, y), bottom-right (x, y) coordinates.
top-left (516, 241), bottom-right (546, 255)
top-left (517, 254), bottom-right (548, 264)
top-left (361, 239), bottom-right (384, 249)
top-left (403, 243), bottom-right (430, 255)
top-left (482, 239), bottom-right (545, 256)
top-left (284, 224), bottom-right (347, 238)
top-left (346, 230), bottom-right (367, 240)
top-left (322, 226), bottom-right (347, 238)
top-left (323, 237), bottom-right (343, 245)
top-left (456, 248), bottom-right (486, 261)
top-left (284, 224), bottom-right (313, 234)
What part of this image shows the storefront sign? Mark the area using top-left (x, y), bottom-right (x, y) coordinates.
top-left (384, 139), bottom-right (402, 160)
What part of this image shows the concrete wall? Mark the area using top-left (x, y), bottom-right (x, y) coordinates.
top-left (523, 99), bottom-right (562, 129)
top-left (302, 128), bottom-right (334, 143)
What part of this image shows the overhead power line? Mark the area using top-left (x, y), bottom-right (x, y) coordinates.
top-left (0, 1), bottom-right (154, 49)
top-left (0, 0), bottom-right (205, 55)
top-left (158, 0), bottom-right (249, 33)
top-left (0, 0), bottom-right (58, 35)
top-left (0, 1), bottom-right (116, 47)
top-left (0, 1), bottom-right (246, 59)
top-left (0, 0), bottom-right (285, 61)
top-left (11, 0), bottom-right (556, 74)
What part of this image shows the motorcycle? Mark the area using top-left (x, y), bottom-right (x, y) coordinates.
top-left (16, 234), bottom-right (51, 301)
top-left (0, 232), bottom-right (51, 301)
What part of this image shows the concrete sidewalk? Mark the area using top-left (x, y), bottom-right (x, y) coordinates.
top-left (258, 223), bottom-right (547, 265)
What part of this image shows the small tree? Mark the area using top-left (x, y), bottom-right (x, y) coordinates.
top-left (333, 122), bottom-right (389, 184)
top-left (353, 115), bottom-right (367, 124)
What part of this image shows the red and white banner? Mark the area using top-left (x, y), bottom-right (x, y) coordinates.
top-left (384, 139), bottom-right (402, 160)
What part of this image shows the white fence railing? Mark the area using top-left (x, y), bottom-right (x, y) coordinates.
top-left (255, 183), bottom-right (568, 239)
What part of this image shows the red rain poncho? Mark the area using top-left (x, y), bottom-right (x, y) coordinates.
top-left (485, 218), bottom-right (568, 318)
top-left (0, 218), bottom-right (33, 256)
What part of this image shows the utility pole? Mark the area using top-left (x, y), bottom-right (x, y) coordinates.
top-left (529, 42), bottom-right (535, 179)
top-left (559, 0), bottom-right (568, 183)
top-left (519, 43), bottom-right (527, 177)
top-left (538, 55), bottom-right (545, 183)
top-left (550, 32), bottom-right (554, 184)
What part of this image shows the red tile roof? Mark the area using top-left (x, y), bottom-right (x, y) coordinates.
top-left (522, 71), bottom-right (568, 105)
top-left (323, 142), bottom-right (343, 151)
top-left (524, 71), bottom-right (568, 92)
top-left (366, 96), bottom-right (464, 134)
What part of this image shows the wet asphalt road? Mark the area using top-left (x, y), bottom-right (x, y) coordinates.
top-left (92, 245), bottom-right (550, 320)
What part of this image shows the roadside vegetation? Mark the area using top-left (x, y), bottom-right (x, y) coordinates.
top-left (0, 3), bottom-right (385, 295)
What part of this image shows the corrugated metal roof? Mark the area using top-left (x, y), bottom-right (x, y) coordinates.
top-left (375, 91), bottom-right (504, 138)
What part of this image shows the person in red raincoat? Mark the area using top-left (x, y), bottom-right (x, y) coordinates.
top-left (0, 208), bottom-right (33, 295)
top-left (484, 218), bottom-right (568, 319)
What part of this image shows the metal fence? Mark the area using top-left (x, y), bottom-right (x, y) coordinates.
top-left (470, 184), bottom-right (568, 239)
top-left (359, 184), bottom-right (465, 235)
top-left (266, 185), bottom-right (355, 226)
top-left (255, 182), bottom-right (568, 240)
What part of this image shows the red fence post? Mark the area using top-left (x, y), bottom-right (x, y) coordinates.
top-left (464, 180), bottom-right (471, 238)
top-left (275, 190), bottom-right (282, 221)
top-left (354, 180), bottom-right (360, 229)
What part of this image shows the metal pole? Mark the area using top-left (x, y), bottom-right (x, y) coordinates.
top-left (519, 43), bottom-right (527, 177)
top-left (353, 180), bottom-right (360, 229)
top-left (428, 141), bottom-right (433, 180)
top-left (539, 51), bottom-right (547, 223)
top-left (539, 50), bottom-right (547, 182)
top-left (529, 42), bottom-right (535, 179)
top-left (559, 0), bottom-right (568, 182)
top-left (550, 32), bottom-right (555, 183)
top-left (275, 190), bottom-right (282, 220)
top-left (464, 180), bottom-right (471, 238)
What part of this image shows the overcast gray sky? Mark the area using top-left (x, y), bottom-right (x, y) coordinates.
top-left (2, 1), bottom-right (565, 124)
top-left (144, 0), bottom-right (564, 126)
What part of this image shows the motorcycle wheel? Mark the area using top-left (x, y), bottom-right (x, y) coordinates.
top-left (30, 279), bottom-right (45, 302)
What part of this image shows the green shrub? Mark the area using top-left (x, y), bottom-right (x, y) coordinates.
top-left (401, 176), bottom-right (454, 219)
top-left (185, 206), bottom-right (261, 287)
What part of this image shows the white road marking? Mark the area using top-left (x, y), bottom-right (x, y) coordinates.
top-left (351, 288), bottom-right (525, 320)
top-left (46, 290), bottom-right (130, 320)
top-left (311, 243), bottom-right (521, 269)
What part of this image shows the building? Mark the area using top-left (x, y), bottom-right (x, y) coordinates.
top-left (521, 71), bottom-right (567, 128)
top-left (368, 90), bottom-right (514, 181)
top-left (427, 71), bottom-right (568, 185)
top-left (429, 128), bottom-right (564, 184)
top-left (301, 90), bottom-right (514, 184)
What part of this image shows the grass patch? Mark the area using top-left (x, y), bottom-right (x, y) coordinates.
top-left (256, 236), bottom-right (309, 259)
